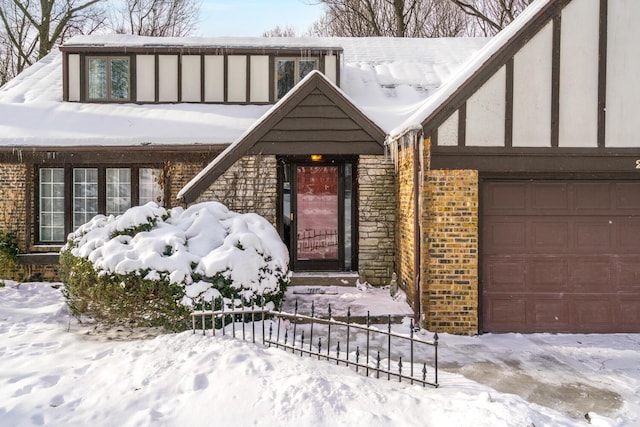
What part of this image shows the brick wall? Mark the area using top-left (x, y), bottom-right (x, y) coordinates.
top-left (195, 155), bottom-right (277, 225)
top-left (0, 163), bottom-right (28, 252)
top-left (358, 155), bottom-right (396, 286)
top-left (422, 166), bottom-right (479, 335)
top-left (395, 144), bottom-right (417, 306)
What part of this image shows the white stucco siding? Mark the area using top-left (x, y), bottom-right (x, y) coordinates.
top-left (512, 22), bottom-right (553, 147)
top-left (437, 111), bottom-right (459, 146)
top-left (605, 0), bottom-right (640, 147)
top-left (204, 56), bottom-right (224, 102)
top-left (136, 55), bottom-right (155, 102)
top-left (324, 55), bottom-right (337, 85)
top-left (158, 55), bottom-right (178, 102)
top-left (181, 55), bottom-right (201, 102)
top-left (67, 54), bottom-right (80, 102)
top-left (559, 0), bottom-right (599, 147)
top-left (466, 66), bottom-right (506, 147)
top-left (227, 55), bottom-right (247, 103)
top-left (250, 56), bottom-right (269, 102)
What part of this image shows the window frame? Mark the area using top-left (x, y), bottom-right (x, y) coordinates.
top-left (35, 164), bottom-right (164, 244)
top-left (274, 56), bottom-right (319, 100)
top-left (85, 55), bottom-right (132, 102)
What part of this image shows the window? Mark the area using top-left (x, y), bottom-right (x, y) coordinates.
top-left (87, 56), bottom-right (130, 101)
top-left (106, 168), bottom-right (131, 216)
top-left (39, 168), bottom-right (65, 243)
top-left (276, 58), bottom-right (318, 99)
top-left (38, 166), bottom-right (163, 243)
top-left (73, 168), bottom-right (98, 229)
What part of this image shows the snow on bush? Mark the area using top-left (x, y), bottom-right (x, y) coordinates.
top-left (60, 202), bottom-right (289, 329)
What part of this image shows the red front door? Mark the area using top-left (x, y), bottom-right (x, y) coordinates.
top-left (294, 165), bottom-right (340, 270)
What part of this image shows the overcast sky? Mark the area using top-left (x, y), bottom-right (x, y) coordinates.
top-left (196, 0), bottom-right (325, 37)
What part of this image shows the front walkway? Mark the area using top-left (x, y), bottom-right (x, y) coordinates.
top-left (282, 283), bottom-right (414, 322)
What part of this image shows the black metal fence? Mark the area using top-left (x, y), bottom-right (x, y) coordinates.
top-left (191, 299), bottom-right (439, 388)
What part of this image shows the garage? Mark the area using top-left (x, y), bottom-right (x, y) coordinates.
top-left (482, 180), bottom-right (640, 333)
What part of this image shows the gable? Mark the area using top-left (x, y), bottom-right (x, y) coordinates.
top-left (404, 0), bottom-right (639, 176)
top-left (179, 71), bottom-right (386, 203)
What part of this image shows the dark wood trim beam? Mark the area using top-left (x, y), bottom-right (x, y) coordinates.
top-left (336, 53), bottom-right (342, 88)
top-left (177, 54), bottom-right (183, 102)
top-left (0, 146), bottom-right (224, 164)
top-left (598, 0), bottom-right (608, 148)
top-left (62, 53), bottom-right (69, 101)
top-left (458, 102), bottom-right (467, 147)
top-left (551, 14), bottom-right (562, 148)
top-left (505, 58), bottom-right (514, 148)
top-left (79, 55), bottom-right (86, 102)
top-left (246, 54), bottom-right (251, 104)
top-left (61, 46), bottom-right (343, 56)
top-left (223, 54), bottom-right (228, 103)
top-left (130, 53), bottom-right (137, 104)
top-left (432, 147), bottom-right (640, 173)
top-left (154, 54), bottom-right (159, 103)
top-left (200, 54), bottom-right (206, 102)
top-left (269, 55), bottom-right (275, 103)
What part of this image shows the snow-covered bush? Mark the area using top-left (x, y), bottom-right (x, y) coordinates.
top-left (60, 202), bottom-right (289, 330)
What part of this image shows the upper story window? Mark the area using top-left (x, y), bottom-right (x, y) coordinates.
top-left (87, 56), bottom-right (130, 101)
top-left (276, 58), bottom-right (318, 99)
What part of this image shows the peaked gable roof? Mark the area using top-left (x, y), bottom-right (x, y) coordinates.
top-left (179, 70), bottom-right (386, 203)
top-left (390, 0), bottom-right (571, 139)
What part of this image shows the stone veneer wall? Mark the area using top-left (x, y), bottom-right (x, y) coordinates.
top-left (195, 155), bottom-right (277, 225)
top-left (358, 155), bottom-right (396, 286)
top-left (395, 146), bottom-right (417, 307)
top-left (422, 166), bottom-right (479, 335)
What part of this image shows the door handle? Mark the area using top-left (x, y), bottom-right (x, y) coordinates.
top-left (290, 212), bottom-right (294, 221)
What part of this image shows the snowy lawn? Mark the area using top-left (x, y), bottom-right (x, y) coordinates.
top-left (1, 282), bottom-right (639, 427)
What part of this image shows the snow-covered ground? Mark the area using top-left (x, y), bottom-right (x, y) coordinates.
top-left (1, 282), bottom-right (639, 426)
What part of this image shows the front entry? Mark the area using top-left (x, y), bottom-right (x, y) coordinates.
top-left (279, 157), bottom-right (356, 272)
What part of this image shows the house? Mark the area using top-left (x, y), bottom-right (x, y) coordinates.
top-left (0, 35), bottom-right (485, 301)
top-left (1, 0), bottom-right (639, 335)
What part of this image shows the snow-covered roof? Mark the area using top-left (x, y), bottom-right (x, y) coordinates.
top-left (0, 36), bottom-right (488, 148)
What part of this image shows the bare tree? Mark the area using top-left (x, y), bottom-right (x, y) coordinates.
top-left (110, 0), bottom-right (199, 36)
top-left (308, 0), bottom-right (467, 38)
top-left (448, 0), bottom-right (533, 36)
top-left (261, 24), bottom-right (297, 38)
top-left (0, 0), bottom-right (104, 81)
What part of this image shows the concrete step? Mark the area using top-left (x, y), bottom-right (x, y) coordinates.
top-left (289, 272), bottom-right (360, 287)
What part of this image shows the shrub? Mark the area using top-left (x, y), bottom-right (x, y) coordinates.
top-left (0, 231), bottom-right (19, 285)
top-left (60, 202), bottom-right (289, 331)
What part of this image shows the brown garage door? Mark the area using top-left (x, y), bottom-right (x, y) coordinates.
top-left (482, 180), bottom-right (640, 333)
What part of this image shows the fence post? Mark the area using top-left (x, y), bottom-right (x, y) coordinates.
top-left (434, 331), bottom-right (439, 387)
top-left (366, 311), bottom-right (370, 376)
top-left (309, 301), bottom-right (315, 356)
top-left (346, 306), bottom-right (351, 366)
top-left (211, 296), bottom-right (216, 337)
top-left (327, 304), bottom-right (332, 358)
top-left (292, 300), bottom-right (298, 354)
top-left (410, 319), bottom-right (414, 385)
top-left (387, 315), bottom-right (391, 380)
